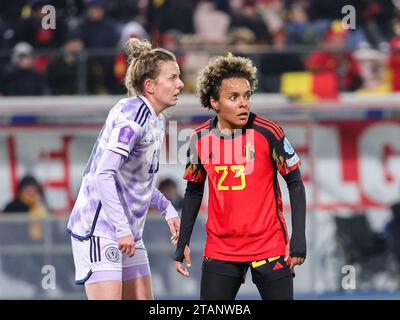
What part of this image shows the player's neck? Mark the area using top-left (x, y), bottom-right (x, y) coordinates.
top-left (216, 118), bottom-right (243, 135)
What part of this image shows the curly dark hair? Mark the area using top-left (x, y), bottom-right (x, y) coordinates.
top-left (196, 53), bottom-right (258, 110)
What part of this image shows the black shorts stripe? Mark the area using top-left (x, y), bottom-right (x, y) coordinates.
top-left (97, 237), bottom-right (101, 262)
top-left (93, 236), bottom-right (97, 262)
top-left (89, 237), bottom-right (93, 263)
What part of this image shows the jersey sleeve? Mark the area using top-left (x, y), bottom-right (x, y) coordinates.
top-left (270, 130), bottom-right (301, 176)
top-left (106, 120), bottom-right (141, 158)
top-left (183, 132), bottom-right (207, 184)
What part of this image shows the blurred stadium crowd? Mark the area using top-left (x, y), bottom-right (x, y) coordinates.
top-left (0, 0), bottom-right (400, 98)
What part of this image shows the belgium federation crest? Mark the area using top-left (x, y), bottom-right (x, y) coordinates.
top-left (244, 143), bottom-right (255, 161)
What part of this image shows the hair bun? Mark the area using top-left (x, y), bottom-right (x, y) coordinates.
top-left (125, 38), bottom-right (152, 62)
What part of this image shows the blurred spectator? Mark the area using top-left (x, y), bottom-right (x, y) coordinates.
top-left (354, 41), bottom-right (387, 92)
top-left (2, 175), bottom-right (50, 241)
top-left (258, 0), bottom-right (285, 40)
top-left (75, 0), bottom-right (119, 93)
top-left (158, 178), bottom-right (183, 212)
top-left (305, 22), bottom-right (362, 99)
top-left (119, 21), bottom-right (149, 48)
top-left (2, 0), bottom-right (400, 96)
top-left (0, 42), bottom-right (47, 96)
top-left (286, 2), bottom-right (318, 46)
top-left (1, 174), bottom-right (51, 292)
top-left (229, 0), bottom-right (272, 44)
top-left (75, 0), bottom-right (119, 48)
top-left (227, 27), bottom-right (256, 50)
top-left (355, 0), bottom-right (395, 49)
top-left (146, 0), bottom-right (196, 43)
top-left (116, 26), bottom-right (189, 93)
top-left (113, 21), bottom-right (149, 88)
top-left (193, 1), bottom-right (231, 44)
top-left (46, 32), bottom-right (102, 95)
top-left (15, 0), bottom-right (67, 48)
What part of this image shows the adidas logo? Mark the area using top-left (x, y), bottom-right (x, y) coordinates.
top-left (273, 261), bottom-right (284, 270)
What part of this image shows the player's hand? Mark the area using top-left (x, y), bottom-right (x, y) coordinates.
top-left (167, 216), bottom-right (180, 245)
top-left (176, 245), bottom-right (191, 277)
top-left (289, 256), bottom-right (305, 271)
top-left (284, 242), bottom-right (305, 273)
top-left (118, 234), bottom-right (135, 257)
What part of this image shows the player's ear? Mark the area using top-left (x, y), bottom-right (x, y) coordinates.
top-left (210, 96), bottom-right (219, 112)
top-left (143, 78), bottom-right (155, 95)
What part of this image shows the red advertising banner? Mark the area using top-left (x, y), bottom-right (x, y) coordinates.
top-left (1, 119), bottom-right (399, 213)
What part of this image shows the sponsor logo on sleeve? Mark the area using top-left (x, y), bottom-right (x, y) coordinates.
top-left (118, 126), bottom-right (134, 145)
top-left (283, 137), bottom-right (295, 155)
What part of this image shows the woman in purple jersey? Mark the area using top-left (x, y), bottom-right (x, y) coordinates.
top-left (67, 38), bottom-right (184, 299)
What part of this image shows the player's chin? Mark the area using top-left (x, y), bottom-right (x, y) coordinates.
top-left (236, 117), bottom-right (248, 127)
top-left (169, 96), bottom-right (179, 106)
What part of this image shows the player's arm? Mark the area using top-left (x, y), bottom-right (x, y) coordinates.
top-left (282, 168), bottom-right (306, 259)
top-left (98, 118), bottom-right (142, 256)
top-left (151, 188), bottom-right (180, 245)
top-left (175, 131), bottom-right (207, 276)
top-left (94, 149), bottom-right (135, 256)
top-left (174, 180), bottom-right (205, 276)
top-left (269, 127), bottom-right (306, 267)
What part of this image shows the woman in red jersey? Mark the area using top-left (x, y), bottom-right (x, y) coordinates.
top-left (174, 54), bottom-right (306, 300)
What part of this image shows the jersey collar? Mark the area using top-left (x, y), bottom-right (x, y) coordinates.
top-left (137, 94), bottom-right (158, 118)
top-left (210, 112), bottom-right (255, 139)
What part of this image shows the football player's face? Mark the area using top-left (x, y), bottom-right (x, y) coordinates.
top-left (151, 60), bottom-right (184, 110)
top-left (211, 77), bottom-right (252, 130)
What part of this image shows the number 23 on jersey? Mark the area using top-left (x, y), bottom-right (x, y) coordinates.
top-left (215, 165), bottom-right (246, 191)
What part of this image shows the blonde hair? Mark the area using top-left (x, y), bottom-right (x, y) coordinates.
top-left (124, 38), bottom-right (177, 96)
top-left (197, 53), bottom-right (258, 109)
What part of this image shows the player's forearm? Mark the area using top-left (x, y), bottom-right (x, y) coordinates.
top-left (151, 188), bottom-right (178, 220)
top-left (95, 150), bottom-right (131, 238)
top-left (284, 168), bottom-right (306, 257)
top-left (174, 181), bottom-right (204, 262)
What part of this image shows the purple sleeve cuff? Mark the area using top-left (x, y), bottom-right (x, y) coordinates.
top-left (163, 203), bottom-right (179, 221)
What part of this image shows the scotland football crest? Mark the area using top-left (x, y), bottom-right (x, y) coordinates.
top-left (105, 246), bottom-right (121, 262)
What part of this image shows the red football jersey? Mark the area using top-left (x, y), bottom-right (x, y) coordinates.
top-left (183, 113), bottom-right (301, 262)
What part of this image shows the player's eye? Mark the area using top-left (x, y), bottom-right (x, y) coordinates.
top-left (229, 95), bottom-right (237, 101)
